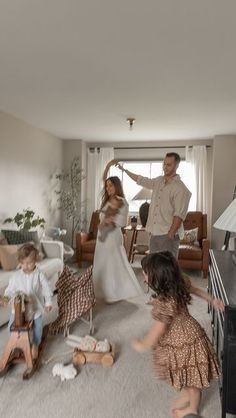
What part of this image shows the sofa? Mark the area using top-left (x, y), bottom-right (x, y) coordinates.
top-left (0, 240), bottom-right (64, 327)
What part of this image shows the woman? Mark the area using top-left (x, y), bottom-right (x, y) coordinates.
top-left (93, 160), bottom-right (143, 302)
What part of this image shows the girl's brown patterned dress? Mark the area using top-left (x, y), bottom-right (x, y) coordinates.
top-left (152, 297), bottom-right (220, 390)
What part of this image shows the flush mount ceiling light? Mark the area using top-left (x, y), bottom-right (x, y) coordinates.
top-left (126, 117), bottom-right (136, 130)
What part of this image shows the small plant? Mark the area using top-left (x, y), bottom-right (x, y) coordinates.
top-left (4, 209), bottom-right (46, 230)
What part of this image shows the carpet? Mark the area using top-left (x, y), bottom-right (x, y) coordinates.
top-left (0, 267), bottom-right (228, 418)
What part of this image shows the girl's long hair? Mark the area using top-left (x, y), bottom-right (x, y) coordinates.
top-left (141, 251), bottom-right (191, 309)
top-left (101, 176), bottom-right (125, 209)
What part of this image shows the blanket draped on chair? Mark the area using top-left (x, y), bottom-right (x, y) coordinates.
top-left (49, 265), bottom-right (95, 335)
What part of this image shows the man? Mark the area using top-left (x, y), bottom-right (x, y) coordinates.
top-left (116, 152), bottom-right (191, 259)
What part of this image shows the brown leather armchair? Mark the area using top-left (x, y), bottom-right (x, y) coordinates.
top-left (76, 211), bottom-right (100, 267)
top-left (178, 211), bottom-right (209, 278)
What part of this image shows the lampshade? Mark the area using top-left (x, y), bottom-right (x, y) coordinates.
top-left (214, 198), bottom-right (236, 232)
top-left (132, 187), bottom-right (152, 201)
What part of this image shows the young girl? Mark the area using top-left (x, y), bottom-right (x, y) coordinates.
top-left (132, 251), bottom-right (223, 418)
top-left (2, 243), bottom-right (52, 360)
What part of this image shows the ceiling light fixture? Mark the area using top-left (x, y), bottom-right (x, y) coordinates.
top-left (126, 117), bottom-right (136, 130)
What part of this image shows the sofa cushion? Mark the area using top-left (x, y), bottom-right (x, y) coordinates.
top-left (180, 227), bottom-right (198, 245)
top-left (0, 237), bottom-right (8, 267)
top-left (39, 257), bottom-right (63, 279)
top-left (0, 244), bottom-right (24, 270)
top-left (178, 244), bottom-right (202, 261)
top-left (1, 229), bottom-right (40, 245)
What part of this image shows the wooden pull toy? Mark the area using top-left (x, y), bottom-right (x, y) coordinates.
top-left (0, 293), bottom-right (48, 379)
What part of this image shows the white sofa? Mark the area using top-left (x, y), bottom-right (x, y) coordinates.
top-left (0, 240), bottom-right (64, 327)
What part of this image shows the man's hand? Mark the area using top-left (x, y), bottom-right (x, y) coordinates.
top-left (168, 230), bottom-right (175, 240)
top-left (44, 305), bottom-right (52, 313)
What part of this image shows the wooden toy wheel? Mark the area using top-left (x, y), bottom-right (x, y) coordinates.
top-left (101, 353), bottom-right (114, 367)
top-left (73, 352), bottom-right (86, 365)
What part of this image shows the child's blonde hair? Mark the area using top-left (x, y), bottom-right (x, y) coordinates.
top-left (18, 243), bottom-right (39, 262)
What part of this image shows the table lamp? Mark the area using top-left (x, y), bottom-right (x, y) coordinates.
top-left (214, 198), bottom-right (236, 265)
top-left (132, 187), bottom-right (152, 227)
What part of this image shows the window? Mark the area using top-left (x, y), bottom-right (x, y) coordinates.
top-left (110, 161), bottom-right (196, 212)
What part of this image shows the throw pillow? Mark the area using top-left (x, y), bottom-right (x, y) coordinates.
top-left (0, 244), bottom-right (23, 271)
top-left (181, 227), bottom-right (198, 245)
top-left (0, 237), bottom-right (8, 268)
top-left (1, 229), bottom-right (40, 245)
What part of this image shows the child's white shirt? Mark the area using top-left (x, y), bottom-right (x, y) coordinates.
top-left (4, 266), bottom-right (52, 319)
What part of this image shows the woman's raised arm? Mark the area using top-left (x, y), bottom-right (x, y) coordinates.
top-left (103, 159), bottom-right (118, 183)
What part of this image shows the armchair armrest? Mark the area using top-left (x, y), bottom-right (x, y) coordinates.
top-left (79, 232), bottom-right (91, 245)
top-left (41, 240), bottom-right (64, 262)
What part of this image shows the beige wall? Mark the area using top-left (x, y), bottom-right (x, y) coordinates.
top-left (211, 136), bottom-right (236, 249)
top-left (0, 112), bottom-right (63, 230)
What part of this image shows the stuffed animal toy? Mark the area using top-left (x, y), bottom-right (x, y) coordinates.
top-left (52, 363), bottom-right (77, 381)
top-left (66, 335), bottom-right (97, 352)
top-left (95, 339), bottom-right (110, 353)
top-left (66, 334), bottom-right (110, 353)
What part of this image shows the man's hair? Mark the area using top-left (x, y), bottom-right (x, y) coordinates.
top-left (18, 243), bottom-right (39, 262)
top-left (165, 152), bottom-right (181, 165)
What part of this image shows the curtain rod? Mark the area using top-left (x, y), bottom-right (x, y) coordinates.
top-left (89, 145), bottom-right (211, 150)
top-left (114, 145), bottom-right (211, 150)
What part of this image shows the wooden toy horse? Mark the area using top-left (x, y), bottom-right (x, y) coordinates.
top-left (0, 293), bottom-right (48, 379)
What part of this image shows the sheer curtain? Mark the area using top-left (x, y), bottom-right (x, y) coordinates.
top-left (86, 147), bottom-right (114, 225)
top-left (186, 145), bottom-right (207, 212)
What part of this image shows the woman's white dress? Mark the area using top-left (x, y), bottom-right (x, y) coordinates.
top-left (93, 199), bottom-right (143, 302)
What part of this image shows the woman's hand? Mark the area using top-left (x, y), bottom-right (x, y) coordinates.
top-left (212, 298), bottom-right (225, 312)
top-left (131, 339), bottom-right (147, 353)
top-left (0, 296), bottom-right (10, 306)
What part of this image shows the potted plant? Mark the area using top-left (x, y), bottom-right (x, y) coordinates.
top-left (54, 156), bottom-right (86, 247)
top-left (4, 209), bottom-right (46, 230)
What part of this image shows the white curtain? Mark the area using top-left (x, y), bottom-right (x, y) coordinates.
top-left (86, 147), bottom-right (114, 226)
top-left (186, 145), bottom-right (207, 213)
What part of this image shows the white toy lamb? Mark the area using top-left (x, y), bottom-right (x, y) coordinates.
top-left (52, 363), bottom-right (77, 381)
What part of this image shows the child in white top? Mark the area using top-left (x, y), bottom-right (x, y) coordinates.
top-left (2, 243), bottom-right (52, 359)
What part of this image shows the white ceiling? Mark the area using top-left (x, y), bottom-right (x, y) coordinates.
top-left (1, 0), bottom-right (236, 142)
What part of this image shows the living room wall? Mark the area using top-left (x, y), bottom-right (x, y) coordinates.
top-left (211, 135), bottom-right (236, 249)
top-left (0, 111), bottom-right (63, 230)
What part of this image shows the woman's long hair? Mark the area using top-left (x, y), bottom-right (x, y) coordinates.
top-left (141, 251), bottom-right (191, 309)
top-left (100, 176), bottom-right (125, 209)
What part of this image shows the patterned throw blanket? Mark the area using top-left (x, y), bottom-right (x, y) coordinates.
top-left (49, 265), bottom-right (95, 335)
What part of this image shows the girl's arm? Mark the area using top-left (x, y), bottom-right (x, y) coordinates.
top-left (131, 321), bottom-right (167, 353)
top-left (186, 276), bottom-right (225, 312)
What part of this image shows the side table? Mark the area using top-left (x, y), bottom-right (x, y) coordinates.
top-left (124, 225), bottom-right (147, 263)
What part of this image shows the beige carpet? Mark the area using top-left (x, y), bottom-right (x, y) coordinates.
top-left (0, 267), bottom-right (229, 418)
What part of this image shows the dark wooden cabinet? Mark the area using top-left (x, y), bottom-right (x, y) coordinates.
top-left (209, 249), bottom-right (236, 418)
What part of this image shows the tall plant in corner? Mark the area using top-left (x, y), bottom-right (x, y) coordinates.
top-left (55, 156), bottom-right (85, 247)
